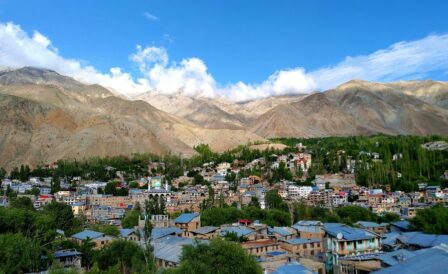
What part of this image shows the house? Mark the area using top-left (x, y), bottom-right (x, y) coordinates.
top-left (151, 227), bottom-right (183, 240)
top-left (153, 237), bottom-right (208, 268)
top-left (119, 228), bottom-right (139, 241)
top-left (268, 227), bottom-right (295, 240)
top-left (53, 249), bottom-right (82, 269)
top-left (292, 221), bottom-right (325, 239)
top-left (174, 213), bottom-right (201, 236)
top-left (240, 239), bottom-right (281, 256)
top-left (389, 220), bottom-right (412, 232)
top-left (372, 244), bottom-right (448, 274)
top-left (190, 226), bottom-right (219, 239)
top-left (323, 223), bottom-right (381, 271)
top-left (356, 221), bottom-right (389, 234)
top-left (396, 232), bottom-right (448, 250)
top-left (280, 238), bottom-right (323, 257)
top-left (271, 261), bottom-right (316, 274)
top-left (220, 226), bottom-right (256, 241)
top-left (71, 230), bottom-right (114, 249)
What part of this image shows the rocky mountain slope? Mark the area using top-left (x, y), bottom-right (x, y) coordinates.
top-left (0, 67), bottom-right (263, 169)
top-left (250, 80), bottom-right (448, 137)
top-left (1, 67), bottom-right (447, 169)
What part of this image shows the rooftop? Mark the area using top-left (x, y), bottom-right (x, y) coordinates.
top-left (324, 223), bottom-right (378, 241)
top-left (71, 230), bottom-right (105, 240)
top-left (175, 212), bottom-right (200, 224)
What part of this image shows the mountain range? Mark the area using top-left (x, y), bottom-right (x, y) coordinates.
top-left (0, 67), bottom-right (447, 169)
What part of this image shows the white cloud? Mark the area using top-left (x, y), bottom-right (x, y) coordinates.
top-left (1, 21), bottom-right (448, 102)
top-left (143, 12), bottom-right (158, 21)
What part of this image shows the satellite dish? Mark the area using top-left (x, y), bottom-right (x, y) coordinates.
top-left (337, 233), bottom-right (343, 240)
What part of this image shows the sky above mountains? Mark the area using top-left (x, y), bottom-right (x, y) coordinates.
top-left (0, 0), bottom-right (447, 101)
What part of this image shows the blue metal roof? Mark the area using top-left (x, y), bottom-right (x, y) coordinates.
top-left (175, 212), bottom-right (200, 224)
top-left (356, 221), bottom-right (388, 228)
top-left (377, 249), bottom-right (416, 266)
top-left (220, 226), bottom-right (254, 237)
top-left (119, 228), bottom-right (136, 238)
top-left (272, 262), bottom-right (315, 274)
top-left (153, 237), bottom-right (208, 263)
top-left (192, 226), bottom-right (218, 235)
top-left (284, 238), bottom-right (321, 245)
top-left (71, 230), bottom-right (105, 240)
top-left (54, 249), bottom-right (82, 258)
top-left (398, 232), bottom-right (448, 248)
top-left (390, 220), bottom-right (411, 231)
top-left (268, 227), bottom-right (294, 237)
top-left (151, 227), bottom-right (183, 240)
top-left (324, 223), bottom-right (377, 241)
top-left (372, 245), bottom-right (448, 274)
top-left (381, 232), bottom-right (400, 246)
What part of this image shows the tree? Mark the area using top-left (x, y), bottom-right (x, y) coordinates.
top-left (91, 224), bottom-right (119, 237)
top-left (265, 190), bottom-right (288, 211)
top-left (410, 205), bottom-right (448, 234)
top-left (193, 174), bottom-right (205, 185)
top-left (249, 197), bottom-right (260, 208)
top-left (95, 240), bottom-right (151, 274)
top-left (166, 239), bottom-right (262, 274)
top-left (43, 201), bottom-right (75, 231)
top-left (10, 196), bottom-right (35, 211)
top-left (122, 209), bottom-right (140, 229)
top-left (0, 233), bottom-right (43, 273)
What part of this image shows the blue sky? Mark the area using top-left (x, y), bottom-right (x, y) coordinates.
top-left (0, 0), bottom-right (447, 101)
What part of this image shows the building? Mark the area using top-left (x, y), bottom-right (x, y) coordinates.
top-left (292, 221), bottom-right (325, 239)
top-left (71, 230), bottom-right (114, 249)
top-left (153, 237), bottom-right (208, 268)
top-left (372, 244), bottom-right (448, 274)
top-left (280, 238), bottom-right (323, 257)
top-left (240, 239), bottom-right (281, 256)
top-left (53, 249), bottom-right (82, 269)
top-left (174, 213), bottom-right (201, 236)
top-left (356, 221), bottom-right (389, 235)
top-left (323, 223), bottom-right (381, 272)
top-left (189, 226), bottom-right (219, 239)
top-left (119, 228), bottom-right (139, 241)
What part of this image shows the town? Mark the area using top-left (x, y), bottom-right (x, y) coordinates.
top-left (1, 135), bottom-right (447, 274)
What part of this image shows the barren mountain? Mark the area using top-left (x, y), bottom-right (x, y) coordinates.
top-left (0, 67), bottom-right (263, 169)
top-left (250, 80), bottom-right (448, 138)
top-left (1, 67), bottom-right (447, 169)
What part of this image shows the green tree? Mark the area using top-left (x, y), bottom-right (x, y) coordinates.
top-left (122, 209), bottom-right (141, 229)
top-left (265, 190), bottom-right (288, 211)
top-left (410, 205), bottom-right (448, 234)
top-left (167, 239), bottom-right (262, 274)
top-left (10, 196), bottom-right (35, 211)
top-left (43, 201), bottom-right (75, 231)
top-left (0, 233), bottom-right (43, 273)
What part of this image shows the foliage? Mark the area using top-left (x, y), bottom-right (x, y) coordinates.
top-left (95, 240), bottom-right (151, 274)
top-left (166, 239), bottom-right (262, 274)
top-left (0, 233), bottom-right (44, 274)
top-left (10, 196), bottom-right (35, 211)
top-left (410, 205), bottom-right (448, 234)
top-left (90, 224), bottom-right (119, 237)
top-left (121, 209), bottom-right (141, 229)
top-left (43, 201), bottom-right (76, 231)
top-left (265, 190), bottom-right (288, 211)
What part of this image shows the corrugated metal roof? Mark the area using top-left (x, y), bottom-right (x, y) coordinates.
top-left (268, 227), bottom-right (294, 237)
top-left (151, 227), bottom-right (183, 240)
top-left (71, 230), bottom-right (104, 240)
top-left (119, 228), bottom-right (136, 238)
top-left (191, 226), bottom-right (218, 235)
top-left (153, 237), bottom-right (208, 263)
top-left (377, 249), bottom-right (416, 266)
top-left (356, 221), bottom-right (388, 228)
top-left (372, 245), bottom-right (448, 274)
top-left (174, 212), bottom-right (200, 224)
top-left (324, 223), bottom-right (378, 241)
top-left (272, 262), bottom-right (315, 274)
top-left (283, 238), bottom-right (321, 245)
top-left (220, 226), bottom-right (255, 237)
top-left (54, 249), bottom-right (82, 258)
top-left (398, 232), bottom-right (448, 248)
top-left (390, 221), bottom-right (411, 231)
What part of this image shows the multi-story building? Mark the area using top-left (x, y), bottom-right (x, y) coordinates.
top-left (323, 223), bottom-right (381, 273)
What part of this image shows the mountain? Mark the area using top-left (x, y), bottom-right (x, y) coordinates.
top-left (0, 67), bottom-right (263, 169)
top-left (1, 67), bottom-right (447, 169)
top-left (250, 80), bottom-right (448, 138)
top-left (135, 91), bottom-right (305, 128)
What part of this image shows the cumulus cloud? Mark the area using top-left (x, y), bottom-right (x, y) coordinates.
top-left (1, 21), bottom-right (448, 102)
